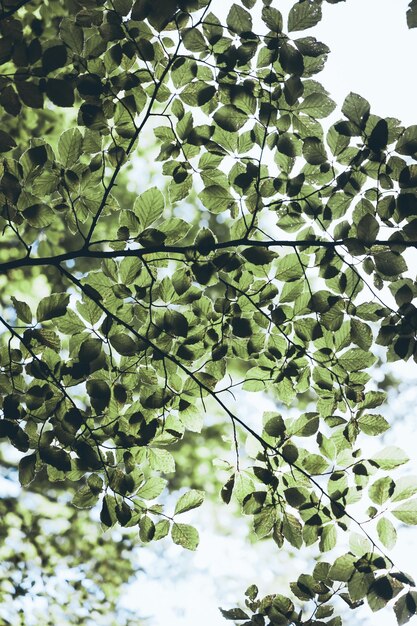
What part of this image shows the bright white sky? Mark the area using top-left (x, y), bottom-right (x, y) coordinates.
top-left (125, 3), bottom-right (417, 626)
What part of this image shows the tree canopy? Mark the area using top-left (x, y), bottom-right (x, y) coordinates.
top-left (1, 0), bottom-right (417, 624)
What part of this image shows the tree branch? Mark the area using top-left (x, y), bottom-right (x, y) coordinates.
top-left (0, 238), bottom-right (415, 274)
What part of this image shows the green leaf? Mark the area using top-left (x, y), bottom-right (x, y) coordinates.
top-left (338, 348), bottom-right (376, 371)
top-left (392, 476), bottom-right (417, 503)
top-left (358, 414), bottom-right (390, 436)
top-left (174, 489), bottom-right (205, 515)
top-left (171, 522), bottom-right (199, 550)
top-left (139, 515), bottom-right (155, 542)
top-left (40, 445), bottom-right (71, 472)
top-left (46, 79), bottom-right (74, 107)
top-left (154, 519), bottom-right (170, 541)
top-left (136, 477), bottom-right (167, 500)
top-left (37, 293), bottom-right (70, 322)
top-left (276, 253), bottom-right (304, 281)
top-left (199, 185), bottom-right (235, 214)
top-left (369, 477), bottom-right (394, 505)
top-left (394, 592), bottom-right (417, 626)
top-left (392, 499), bottom-right (417, 525)
top-left (134, 187), bottom-right (165, 229)
top-left (18, 453), bottom-right (37, 486)
top-left (397, 125), bottom-right (417, 156)
top-left (262, 6), bottom-right (283, 32)
top-left (58, 128), bottom-right (83, 167)
top-left (319, 524), bottom-right (337, 552)
top-left (219, 608), bottom-right (250, 621)
top-left (342, 92), bottom-right (370, 127)
top-left (373, 251), bottom-right (407, 277)
top-left (329, 553), bottom-right (356, 582)
top-left (148, 448), bottom-right (175, 473)
top-left (0, 130), bottom-right (17, 152)
top-left (302, 137), bottom-right (327, 164)
top-left (214, 105), bottom-right (247, 132)
top-left (377, 517), bottom-right (397, 549)
top-left (282, 513), bottom-right (303, 548)
top-left (22, 203), bottom-right (54, 228)
top-left (298, 93), bottom-right (336, 118)
top-left (241, 247), bottom-right (276, 266)
top-left (288, 1), bottom-right (322, 32)
top-left (72, 484), bottom-right (100, 509)
top-left (407, 0), bottom-right (417, 28)
top-left (164, 309), bottom-right (188, 337)
top-left (372, 446), bottom-right (409, 470)
top-left (109, 333), bottom-right (139, 356)
top-left (226, 3), bottom-right (252, 34)
top-left (181, 28), bottom-right (207, 53)
top-left (11, 296), bottom-right (32, 324)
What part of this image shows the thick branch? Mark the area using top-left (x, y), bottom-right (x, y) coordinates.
top-left (0, 238), bottom-right (415, 274)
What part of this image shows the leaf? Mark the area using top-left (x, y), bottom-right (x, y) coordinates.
top-left (373, 251), bottom-right (407, 276)
top-left (241, 247), bottom-right (276, 265)
top-left (219, 608), bottom-right (250, 621)
top-left (16, 81), bottom-right (43, 108)
top-left (0, 130), bottom-right (16, 152)
top-left (164, 309), bottom-right (188, 337)
top-left (358, 414), bottom-right (389, 436)
top-left (338, 348), bottom-right (376, 371)
top-left (262, 6), bottom-right (283, 32)
top-left (154, 519), bottom-right (170, 540)
top-left (46, 79), bottom-right (75, 107)
top-left (37, 293), bottom-right (70, 322)
top-left (397, 125), bottom-right (417, 156)
top-left (276, 253), bottom-right (304, 281)
top-left (392, 476), bottom-right (417, 503)
top-left (72, 484), bottom-right (100, 509)
top-left (199, 185), bottom-right (235, 214)
top-left (139, 515), bottom-right (155, 542)
top-left (298, 93), bottom-right (336, 118)
top-left (40, 445), bottom-right (71, 472)
top-left (58, 128), bottom-right (83, 167)
top-left (319, 524), bottom-right (337, 552)
top-left (23, 203), bottom-right (54, 228)
top-left (407, 0), bottom-right (417, 28)
top-left (171, 522), bottom-right (199, 550)
top-left (11, 296), bottom-right (32, 324)
top-left (377, 517), bottom-right (397, 549)
top-left (42, 44), bottom-right (68, 73)
top-left (213, 105), bottom-right (248, 132)
top-left (182, 28), bottom-right (207, 52)
top-left (394, 592), bottom-right (417, 625)
top-left (136, 477), bottom-right (167, 500)
top-left (134, 187), bottom-right (165, 229)
top-left (174, 489), bottom-right (205, 515)
top-left (226, 3), bottom-right (252, 34)
top-left (109, 333), bottom-right (139, 356)
top-left (392, 499), bottom-right (417, 525)
top-left (288, 1), bottom-right (322, 32)
top-left (368, 119), bottom-right (389, 151)
top-left (282, 513), bottom-right (303, 548)
top-left (342, 92), bottom-right (370, 128)
top-left (369, 477), bottom-right (394, 505)
top-left (18, 453), bottom-right (37, 486)
top-left (329, 553), bottom-right (356, 582)
top-left (302, 137), bottom-right (327, 164)
top-left (148, 448), bottom-right (175, 473)
top-left (372, 446), bottom-right (409, 470)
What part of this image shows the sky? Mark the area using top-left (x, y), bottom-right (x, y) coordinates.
top-left (124, 3), bottom-right (417, 626)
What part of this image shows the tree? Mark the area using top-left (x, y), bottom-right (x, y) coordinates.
top-left (1, 0), bottom-right (417, 623)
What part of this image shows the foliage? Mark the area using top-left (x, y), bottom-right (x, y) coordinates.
top-left (0, 456), bottom-right (140, 625)
top-left (1, 0), bottom-right (417, 624)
